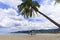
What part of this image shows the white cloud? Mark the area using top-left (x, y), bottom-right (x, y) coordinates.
top-left (0, 8), bottom-right (58, 32)
top-left (0, 0), bottom-right (60, 32)
top-left (38, 0), bottom-right (60, 28)
top-left (39, 1), bottom-right (60, 24)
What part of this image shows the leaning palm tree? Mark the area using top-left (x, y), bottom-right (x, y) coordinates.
top-left (17, 0), bottom-right (60, 27)
top-left (55, 0), bottom-right (60, 3)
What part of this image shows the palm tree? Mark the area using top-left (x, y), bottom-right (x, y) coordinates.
top-left (17, 0), bottom-right (60, 27)
top-left (55, 0), bottom-right (60, 3)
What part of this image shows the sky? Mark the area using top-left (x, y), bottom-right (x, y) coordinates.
top-left (0, 0), bottom-right (60, 33)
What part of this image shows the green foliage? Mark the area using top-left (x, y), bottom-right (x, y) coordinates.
top-left (17, 0), bottom-right (40, 18)
top-left (55, 0), bottom-right (60, 4)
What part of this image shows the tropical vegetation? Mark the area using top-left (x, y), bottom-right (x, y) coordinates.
top-left (17, 0), bottom-right (60, 28)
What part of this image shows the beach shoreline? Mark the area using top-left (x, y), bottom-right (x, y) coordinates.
top-left (0, 34), bottom-right (60, 40)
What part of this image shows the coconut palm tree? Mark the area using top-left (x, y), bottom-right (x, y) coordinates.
top-left (17, 0), bottom-right (60, 27)
top-left (55, 0), bottom-right (60, 3)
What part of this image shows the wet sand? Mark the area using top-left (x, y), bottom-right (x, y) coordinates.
top-left (0, 34), bottom-right (60, 40)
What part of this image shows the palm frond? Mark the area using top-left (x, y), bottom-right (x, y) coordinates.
top-left (32, 1), bottom-right (40, 7)
top-left (17, 0), bottom-right (40, 18)
top-left (55, 0), bottom-right (60, 4)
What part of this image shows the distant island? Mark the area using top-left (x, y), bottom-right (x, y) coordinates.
top-left (11, 28), bottom-right (60, 33)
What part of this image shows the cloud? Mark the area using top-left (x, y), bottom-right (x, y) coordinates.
top-left (0, 9), bottom-right (23, 32)
top-left (0, 8), bottom-right (58, 32)
top-left (38, 0), bottom-right (60, 28)
top-left (39, 0), bottom-right (60, 24)
top-left (0, 0), bottom-right (60, 32)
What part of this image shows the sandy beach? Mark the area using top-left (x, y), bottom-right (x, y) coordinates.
top-left (0, 34), bottom-right (60, 40)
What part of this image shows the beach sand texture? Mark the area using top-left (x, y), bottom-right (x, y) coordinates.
top-left (0, 34), bottom-right (60, 40)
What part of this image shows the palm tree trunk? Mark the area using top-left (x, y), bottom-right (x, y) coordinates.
top-left (38, 11), bottom-right (60, 28)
